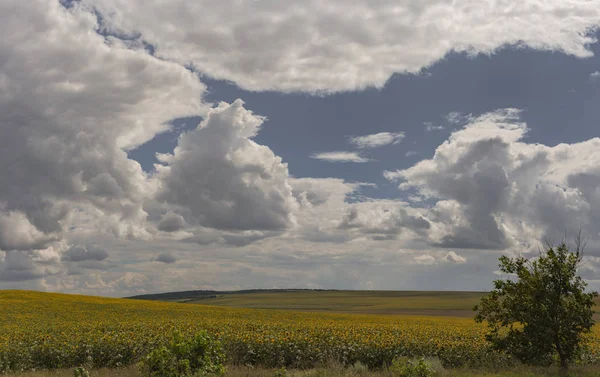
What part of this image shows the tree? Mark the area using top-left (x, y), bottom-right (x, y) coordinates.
top-left (474, 239), bottom-right (598, 370)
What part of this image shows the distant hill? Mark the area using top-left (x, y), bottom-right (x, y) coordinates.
top-left (127, 289), bottom-right (495, 317)
top-left (127, 288), bottom-right (340, 302)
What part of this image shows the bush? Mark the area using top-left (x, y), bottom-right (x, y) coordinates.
top-left (139, 330), bottom-right (226, 377)
top-left (389, 357), bottom-right (434, 377)
top-left (73, 367), bottom-right (90, 377)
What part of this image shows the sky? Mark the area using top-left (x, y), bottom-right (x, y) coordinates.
top-left (1, 0), bottom-right (600, 296)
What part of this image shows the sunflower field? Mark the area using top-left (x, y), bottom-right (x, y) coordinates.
top-left (1, 290), bottom-right (599, 373)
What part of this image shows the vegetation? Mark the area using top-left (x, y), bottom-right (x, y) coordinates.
top-left (475, 242), bottom-right (598, 370)
top-left (1, 289), bottom-right (599, 375)
top-left (179, 290), bottom-right (486, 317)
top-left (5, 364), bottom-right (600, 377)
top-left (0, 291), bottom-right (566, 373)
top-left (134, 289), bottom-right (599, 319)
top-left (72, 367), bottom-right (89, 377)
top-left (138, 331), bottom-right (225, 377)
top-left (388, 357), bottom-right (434, 377)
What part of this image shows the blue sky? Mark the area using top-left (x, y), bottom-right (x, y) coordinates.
top-left (2, 0), bottom-right (600, 296)
top-left (131, 41), bottom-right (600, 201)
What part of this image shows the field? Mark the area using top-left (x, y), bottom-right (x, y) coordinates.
top-left (2, 290), bottom-right (600, 376)
top-left (134, 289), bottom-right (600, 319)
top-left (173, 290), bottom-right (484, 317)
top-left (7, 364), bottom-right (600, 377)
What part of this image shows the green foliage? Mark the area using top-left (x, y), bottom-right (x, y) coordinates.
top-left (274, 366), bottom-right (288, 377)
top-left (73, 366), bottom-right (90, 377)
top-left (139, 330), bottom-right (226, 377)
top-left (474, 243), bottom-right (598, 369)
top-left (389, 357), bottom-right (434, 377)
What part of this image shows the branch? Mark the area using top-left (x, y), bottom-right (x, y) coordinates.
top-left (574, 226), bottom-right (589, 265)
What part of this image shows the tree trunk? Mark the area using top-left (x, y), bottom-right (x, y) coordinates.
top-left (558, 351), bottom-right (569, 373)
top-left (556, 340), bottom-right (568, 373)
top-left (560, 357), bottom-right (568, 370)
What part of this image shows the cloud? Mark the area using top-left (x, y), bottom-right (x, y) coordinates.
top-left (3, 1), bottom-right (600, 295)
top-left (591, 71), bottom-right (600, 80)
top-left (181, 231), bottom-right (226, 246)
top-left (88, 272), bottom-right (151, 295)
top-left (414, 254), bottom-right (436, 265)
top-left (221, 232), bottom-right (270, 247)
top-left (0, 251), bottom-right (45, 282)
top-left (310, 151), bottom-right (370, 163)
top-left (155, 100), bottom-right (298, 231)
top-left (348, 132), bottom-right (405, 149)
top-left (424, 122), bottom-right (444, 131)
top-left (290, 177), bottom-right (362, 207)
top-left (0, 212), bottom-right (60, 251)
top-left (445, 112), bottom-right (469, 125)
top-left (62, 245), bottom-right (110, 262)
top-left (89, 0), bottom-right (600, 93)
top-left (405, 151), bottom-right (417, 157)
top-left (386, 108), bottom-right (600, 253)
top-left (0, 0), bottom-right (207, 253)
top-left (291, 179), bottom-right (343, 208)
top-left (157, 213), bottom-right (187, 232)
top-left (338, 201), bottom-right (431, 240)
top-left (443, 251), bottom-right (467, 264)
top-left (155, 252), bottom-right (176, 264)
top-left (179, 228), bottom-right (271, 248)
top-left (0, 250), bottom-right (62, 282)
top-left (412, 251), bottom-right (466, 266)
top-left (286, 177), bottom-right (363, 243)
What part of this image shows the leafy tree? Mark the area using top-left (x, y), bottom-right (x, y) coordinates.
top-left (474, 238), bottom-right (597, 370)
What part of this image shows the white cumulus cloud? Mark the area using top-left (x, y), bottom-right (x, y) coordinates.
top-left (0, 0), bottom-right (207, 251)
top-left (155, 100), bottom-right (298, 231)
top-left (386, 108), bottom-right (600, 254)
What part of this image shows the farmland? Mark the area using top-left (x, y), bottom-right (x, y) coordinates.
top-left (132, 289), bottom-right (600, 319)
top-left (1, 290), bottom-right (600, 375)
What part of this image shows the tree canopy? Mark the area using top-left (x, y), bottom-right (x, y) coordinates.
top-left (474, 241), bottom-right (598, 369)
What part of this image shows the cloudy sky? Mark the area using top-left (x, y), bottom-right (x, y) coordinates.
top-left (1, 0), bottom-right (600, 296)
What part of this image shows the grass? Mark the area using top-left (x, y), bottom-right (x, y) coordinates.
top-left (5, 364), bottom-right (600, 377)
